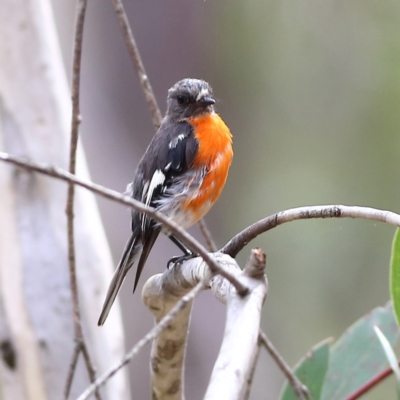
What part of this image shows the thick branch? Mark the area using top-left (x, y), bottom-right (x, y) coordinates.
top-left (0, 152), bottom-right (248, 296)
top-left (143, 260), bottom-right (206, 400)
top-left (222, 205), bottom-right (400, 257)
top-left (142, 253), bottom-right (239, 399)
top-left (77, 281), bottom-right (206, 400)
top-left (204, 249), bottom-right (268, 400)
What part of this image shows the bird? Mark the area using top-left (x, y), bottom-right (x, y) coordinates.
top-left (98, 78), bottom-right (233, 326)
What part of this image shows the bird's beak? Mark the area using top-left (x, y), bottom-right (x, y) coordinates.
top-left (198, 96), bottom-right (215, 106)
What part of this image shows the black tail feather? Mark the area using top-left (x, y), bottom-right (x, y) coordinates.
top-left (133, 228), bottom-right (161, 293)
top-left (98, 230), bottom-right (141, 326)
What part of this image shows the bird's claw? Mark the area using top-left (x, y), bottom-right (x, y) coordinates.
top-left (167, 253), bottom-right (197, 269)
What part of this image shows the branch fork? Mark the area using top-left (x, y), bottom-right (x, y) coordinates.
top-left (143, 249), bottom-right (268, 400)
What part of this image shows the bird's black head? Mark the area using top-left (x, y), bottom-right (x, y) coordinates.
top-left (166, 78), bottom-right (215, 121)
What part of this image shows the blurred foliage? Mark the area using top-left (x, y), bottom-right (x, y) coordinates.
top-left (211, 0), bottom-right (400, 397)
top-left (279, 304), bottom-right (399, 399)
top-left (391, 229), bottom-right (400, 325)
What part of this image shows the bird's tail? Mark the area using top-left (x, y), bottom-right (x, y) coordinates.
top-left (98, 229), bottom-right (142, 326)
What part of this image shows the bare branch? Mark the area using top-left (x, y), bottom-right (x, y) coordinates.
top-left (142, 253), bottom-right (240, 399)
top-left (0, 152), bottom-right (249, 296)
top-left (64, 344), bottom-right (80, 399)
top-left (110, 0), bottom-right (162, 129)
top-left (222, 205), bottom-right (400, 257)
top-left (76, 281), bottom-right (206, 400)
top-left (205, 248), bottom-right (268, 400)
top-left (197, 218), bottom-right (218, 252)
top-left (63, 1), bottom-right (100, 399)
top-left (67, 0), bottom-right (86, 340)
top-left (243, 338), bottom-right (262, 400)
top-left (258, 331), bottom-right (310, 400)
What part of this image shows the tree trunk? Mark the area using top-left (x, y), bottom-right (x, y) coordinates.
top-left (0, 0), bottom-right (130, 398)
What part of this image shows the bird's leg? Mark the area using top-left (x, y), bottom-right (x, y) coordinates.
top-left (167, 235), bottom-right (197, 268)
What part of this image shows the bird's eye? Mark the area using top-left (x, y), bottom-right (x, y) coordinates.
top-left (176, 95), bottom-right (188, 106)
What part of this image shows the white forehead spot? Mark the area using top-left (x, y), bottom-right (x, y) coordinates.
top-left (196, 87), bottom-right (210, 101)
top-left (169, 133), bottom-right (186, 149)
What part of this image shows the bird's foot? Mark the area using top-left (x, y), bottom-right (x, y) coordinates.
top-left (167, 253), bottom-right (197, 269)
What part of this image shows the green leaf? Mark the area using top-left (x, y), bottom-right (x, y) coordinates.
top-left (279, 338), bottom-right (331, 400)
top-left (321, 303), bottom-right (399, 400)
top-left (374, 325), bottom-right (400, 380)
top-left (390, 228), bottom-right (400, 327)
top-left (374, 325), bottom-right (400, 399)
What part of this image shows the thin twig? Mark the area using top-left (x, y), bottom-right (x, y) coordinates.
top-left (64, 1), bottom-right (100, 399)
top-left (243, 338), bottom-right (262, 400)
top-left (0, 152), bottom-right (249, 295)
top-left (259, 331), bottom-right (310, 400)
top-left (110, 0), bottom-right (162, 129)
top-left (222, 205), bottom-right (400, 258)
top-left (197, 219), bottom-right (218, 252)
top-left (110, 0), bottom-right (218, 250)
top-left (64, 343), bottom-right (81, 399)
top-left (77, 281), bottom-right (206, 400)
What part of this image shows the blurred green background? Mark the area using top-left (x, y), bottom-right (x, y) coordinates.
top-left (52, 0), bottom-right (400, 398)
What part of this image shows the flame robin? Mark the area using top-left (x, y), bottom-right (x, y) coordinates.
top-left (98, 78), bottom-right (233, 325)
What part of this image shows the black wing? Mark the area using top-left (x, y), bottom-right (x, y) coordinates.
top-left (128, 120), bottom-right (198, 291)
top-left (132, 120), bottom-right (198, 231)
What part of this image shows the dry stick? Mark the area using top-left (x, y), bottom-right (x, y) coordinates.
top-left (110, 0), bottom-right (217, 250)
top-left (259, 331), bottom-right (310, 400)
top-left (243, 338), bottom-right (262, 400)
top-left (110, 0), bottom-right (162, 129)
top-left (198, 218), bottom-right (218, 252)
top-left (222, 205), bottom-right (400, 258)
top-left (64, 1), bottom-right (100, 399)
top-left (64, 346), bottom-right (80, 400)
top-left (0, 152), bottom-right (248, 295)
top-left (77, 281), bottom-right (206, 400)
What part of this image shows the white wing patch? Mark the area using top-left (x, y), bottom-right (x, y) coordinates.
top-left (145, 170), bottom-right (165, 207)
top-left (169, 133), bottom-right (186, 149)
top-left (142, 169), bottom-right (165, 231)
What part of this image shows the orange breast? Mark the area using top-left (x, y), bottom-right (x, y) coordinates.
top-left (183, 113), bottom-right (233, 221)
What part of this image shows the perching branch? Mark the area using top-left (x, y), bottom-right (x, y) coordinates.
top-left (63, 1), bottom-right (100, 399)
top-left (259, 331), bottom-right (310, 400)
top-left (204, 248), bottom-right (268, 400)
top-left (144, 265), bottom-right (204, 400)
top-left (76, 281), bottom-right (206, 400)
top-left (222, 205), bottom-right (400, 257)
top-left (142, 250), bottom-right (265, 400)
top-left (80, 253), bottom-right (240, 400)
top-left (0, 152), bottom-right (249, 296)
